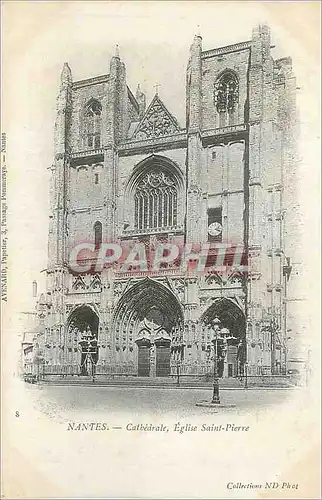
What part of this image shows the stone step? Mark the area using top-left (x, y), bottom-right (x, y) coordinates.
top-left (37, 375), bottom-right (247, 389)
top-left (34, 373), bottom-right (296, 389)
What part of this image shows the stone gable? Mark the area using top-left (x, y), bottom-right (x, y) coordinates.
top-left (131, 94), bottom-right (181, 141)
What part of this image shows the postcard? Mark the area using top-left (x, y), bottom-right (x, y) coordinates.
top-left (1, 1), bottom-right (321, 499)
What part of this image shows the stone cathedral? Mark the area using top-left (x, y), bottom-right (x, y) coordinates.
top-left (35, 24), bottom-right (299, 379)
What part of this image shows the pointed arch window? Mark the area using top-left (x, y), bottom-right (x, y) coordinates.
top-left (94, 221), bottom-right (102, 250)
top-left (214, 72), bottom-right (239, 127)
top-left (134, 169), bottom-right (178, 231)
top-left (84, 100), bottom-right (102, 149)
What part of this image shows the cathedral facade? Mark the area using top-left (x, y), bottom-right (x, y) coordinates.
top-left (36, 24), bottom-right (298, 379)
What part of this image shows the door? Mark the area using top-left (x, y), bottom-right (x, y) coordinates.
top-left (227, 345), bottom-right (238, 378)
top-left (138, 345), bottom-right (150, 377)
top-left (156, 344), bottom-right (171, 377)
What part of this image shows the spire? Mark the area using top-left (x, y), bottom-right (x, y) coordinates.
top-left (136, 84), bottom-right (146, 118)
top-left (60, 62), bottom-right (72, 87)
top-left (110, 44), bottom-right (122, 73)
top-left (187, 29), bottom-right (202, 132)
top-left (136, 83), bottom-right (142, 99)
top-left (189, 31), bottom-right (202, 59)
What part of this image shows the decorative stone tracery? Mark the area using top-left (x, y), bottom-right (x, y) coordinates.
top-left (133, 95), bottom-right (180, 140)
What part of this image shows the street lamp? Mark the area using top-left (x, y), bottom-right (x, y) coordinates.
top-left (196, 318), bottom-right (237, 409)
top-left (211, 317), bottom-right (221, 404)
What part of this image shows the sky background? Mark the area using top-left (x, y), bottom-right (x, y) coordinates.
top-left (2, 1), bottom-right (320, 315)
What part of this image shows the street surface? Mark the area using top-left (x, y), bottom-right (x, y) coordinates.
top-left (22, 382), bottom-right (295, 421)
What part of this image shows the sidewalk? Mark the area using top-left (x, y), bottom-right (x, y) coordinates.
top-left (36, 374), bottom-right (298, 390)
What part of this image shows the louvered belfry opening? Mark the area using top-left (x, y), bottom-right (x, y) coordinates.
top-left (214, 71), bottom-right (239, 127)
top-left (83, 99), bottom-right (102, 149)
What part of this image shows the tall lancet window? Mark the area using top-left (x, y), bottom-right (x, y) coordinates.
top-left (214, 72), bottom-right (239, 127)
top-left (84, 100), bottom-right (102, 149)
top-left (94, 221), bottom-right (102, 250)
top-left (134, 170), bottom-right (178, 231)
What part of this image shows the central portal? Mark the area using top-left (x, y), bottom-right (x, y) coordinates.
top-left (113, 278), bottom-right (183, 377)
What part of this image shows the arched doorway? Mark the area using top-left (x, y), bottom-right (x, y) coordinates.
top-left (113, 279), bottom-right (183, 377)
top-left (67, 305), bottom-right (99, 375)
top-left (201, 298), bottom-right (246, 377)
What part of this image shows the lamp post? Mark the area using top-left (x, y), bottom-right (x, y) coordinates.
top-left (196, 318), bottom-right (237, 409)
top-left (211, 317), bottom-right (221, 404)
